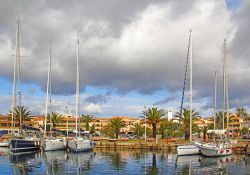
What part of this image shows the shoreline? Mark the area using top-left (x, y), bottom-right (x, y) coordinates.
top-left (94, 141), bottom-right (178, 151)
top-left (93, 139), bottom-right (250, 154)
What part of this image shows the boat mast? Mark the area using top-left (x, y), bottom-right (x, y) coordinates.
top-left (222, 39), bottom-right (226, 130)
top-left (222, 39), bottom-right (229, 129)
top-left (214, 71), bottom-right (217, 130)
top-left (225, 39), bottom-right (229, 129)
top-left (49, 42), bottom-right (52, 133)
top-left (44, 40), bottom-right (52, 137)
top-left (75, 36), bottom-right (80, 137)
top-left (189, 30), bottom-right (192, 144)
top-left (11, 12), bottom-right (19, 136)
top-left (15, 12), bottom-right (22, 134)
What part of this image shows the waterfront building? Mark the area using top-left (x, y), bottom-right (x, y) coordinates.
top-left (30, 115), bottom-right (141, 133)
top-left (0, 115), bottom-right (34, 132)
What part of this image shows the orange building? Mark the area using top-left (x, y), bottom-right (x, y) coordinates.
top-left (0, 115), bottom-right (34, 131)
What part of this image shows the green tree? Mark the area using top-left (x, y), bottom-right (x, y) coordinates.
top-left (158, 119), bottom-right (168, 139)
top-left (81, 114), bottom-right (94, 131)
top-left (174, 108), bottom-right (200, 140)
top-left (109, 117), bottom-right (126, 139)
top-left (143, 107), bottom-right (166, 139)
top-left (215, 111), bottom-right (234, 129)
top-left (165, 121), bottom-right (179, 138)
top-left (241, 127), bottom-right (249, 135)
top-left (236, 107), bottom-right (248, 119)
top-left (90, 124), bottom-right (96, 134)
top-left (132, 123), bottom-right (144, 139)
top-left (9, 106), bottom-right (31, 127)
top-left (50, 112), bottom-right (63, 128)
top-left (101, 124), bottom-right (115, 138)
top-left (200, 124), bottom-right (213, 141)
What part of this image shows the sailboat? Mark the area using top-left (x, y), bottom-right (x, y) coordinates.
top-left (67, 37), bottom-right (95, 152)
top-left (9, 12), bottom-right (41, 153)
top-left (177, 30), bottom-right (200, 156)
top-left (200, 39), bottom-right (233, 157)
top-left (42, 40), bottom-right (66, 151)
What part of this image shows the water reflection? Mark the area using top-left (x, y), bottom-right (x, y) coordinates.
top-left (67, 151), bottom-right (95, 174)
top-left (43, 151), bottom-right (67, 175)
top-left (146, 152), bottom-right (158, 175)
top-left (9, 152), bottom-right (43, 175)
top-left (0, 148), bottom-right (250, 174)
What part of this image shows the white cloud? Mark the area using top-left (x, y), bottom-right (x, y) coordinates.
top-left (0, 0), bottom-right (249, 117)
top-left (82, 103), bottom-right (102, 114)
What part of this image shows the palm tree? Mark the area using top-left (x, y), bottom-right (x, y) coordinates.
top-left (101, 124), bottom-right (115, 138)
top-left (109, 117), bottom-right (125, 139)
top-left (90, 124), bottom-right (96, 134)
top-left (215, 111), bottom-right (224, 129)
top-left (215, 111), bottom-right (234, 129)
top-left (143, 107), bottom-right (166, 139)
top-left (9, 106), bottom-right (31, 125)
top-left (50, 112), bottom-right (63, 128)
top-left (236, 107), bottom-right (248, 119)
top-left (158, 119), bottom-right (168, 139)
top-left (200, 124), bottom-right (213, 141)
top-left (132, 123), bottom-right (144, 139)
top-left (174, 108), bottom-right (200, 140)
top-left (81, 114), bottom-right (94, 131)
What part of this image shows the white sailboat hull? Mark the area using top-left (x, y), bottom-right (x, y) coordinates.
top-left (68, 137), bottom-right (95, 152)
top-left (0, 141), bottom-right (9, 147)
top-left (44, 138), bottom-right (66, 151)
top-left (200, 145), bottom-right (232, 157)
top-left (177, 145), bottom-right (200, 156)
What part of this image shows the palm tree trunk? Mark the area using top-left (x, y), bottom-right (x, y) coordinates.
top-left (115, 130), bottom-right (119, 139)
top-left (86, 123), bottom-right (89, 131)
top-left (185, 129), bottom-right (189, 140)
top-left (152, 124), bottom-right (156, 139)
top-left (161, 131), bottom-right (164, 139)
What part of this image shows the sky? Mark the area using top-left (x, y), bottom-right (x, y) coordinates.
top-left (0, 0), bottom-right (249, 118)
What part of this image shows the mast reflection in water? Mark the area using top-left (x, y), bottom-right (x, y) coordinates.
top-left (0, 147), bottom-right (250, 174)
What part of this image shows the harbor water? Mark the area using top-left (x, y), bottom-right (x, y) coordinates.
top-left (0, 147), bottom-right (250, 175)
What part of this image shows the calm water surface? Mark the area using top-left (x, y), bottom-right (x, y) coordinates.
top-left (0, 147), bottom-right (250, 175)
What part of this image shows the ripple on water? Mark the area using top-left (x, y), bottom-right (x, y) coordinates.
top-left (0, 148), bottom-right (250, 175)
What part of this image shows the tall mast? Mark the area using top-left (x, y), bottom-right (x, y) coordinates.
top-left (189, 30), bottom-right (192, 144)
top-left (75, 36), bottom-right (80, 137)
top-left (225, 39), bottom-right (229, 129)
top-left (222, 39), bottom-right (226, 130)
top-left (214, 71), bottom-right (217, 130)
top-left (15, 12), bottom-right (22, 134)
top-left (11, 12), bottom-right (19, 135)
top-left (49, 41), bottom-right (52, 133)
top-left (44, 40), bottom-right (52, 137)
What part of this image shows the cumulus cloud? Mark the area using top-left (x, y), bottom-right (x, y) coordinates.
top-left (1, 0), bottom-right (250, 116)
top-left (83, 103), bottom-right (102, 114)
